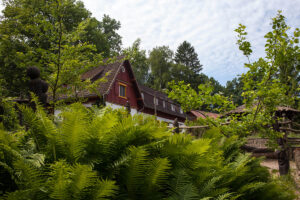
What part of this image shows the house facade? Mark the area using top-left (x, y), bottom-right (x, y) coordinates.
top-left (78, 57), bottom-right (186, 124)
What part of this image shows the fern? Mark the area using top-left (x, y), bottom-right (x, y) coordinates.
top-left (123, 146), bottom-right (149, 197)
top-left (48, 161), bottom-right (72, 200)
top-left (145, 157), bottom-right (171, 192)
top-left (69, 164), bottom-right (97, 198)
top-left (167, 170), bottom-right (199, 200)
top-left (60, 104), bottom-right (90, 162)
top-left (1, 103), bottom-right (297, 200)
top-left (93, 179), bottom-right (118, 200)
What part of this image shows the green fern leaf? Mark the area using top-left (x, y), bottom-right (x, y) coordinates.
top-left (94, 179), bottom-right (118, 200)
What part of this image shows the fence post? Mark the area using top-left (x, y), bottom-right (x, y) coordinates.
top-left (173, 118), bottom-right (179, 134)
top-left (278, 113), bottom-right (290, 176)
top-left (125, 101), bottom-right (131, 116)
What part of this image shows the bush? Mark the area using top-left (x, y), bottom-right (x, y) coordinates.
top-left (0, 103), bottom-right (296, 199)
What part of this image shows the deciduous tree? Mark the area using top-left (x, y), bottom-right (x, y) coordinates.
top-left (123, 39), bottom-right (149, 84)
top-left (0, 0), bottom-right (121, 98)
top-left (148, 46), bottom-right (173, 90)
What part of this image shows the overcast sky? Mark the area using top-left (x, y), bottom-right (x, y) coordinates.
top-left (1, 0), bottom-right (300, 85)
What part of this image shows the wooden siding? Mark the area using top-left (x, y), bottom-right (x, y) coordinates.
top-left (106, 64), bottom-right (139, 109)
top-left (143, 107), bottom-right (186, 123)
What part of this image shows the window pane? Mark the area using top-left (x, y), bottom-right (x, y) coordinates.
top-left (120, 85), bottom-right (126, 97)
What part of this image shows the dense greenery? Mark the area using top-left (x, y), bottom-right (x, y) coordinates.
top-left (0, 102), bottom-right (296, 199)
top-left (123, 39), bottom-right (149, 85)
top-left (224, 77), bottom-right (244, 106)
top-left (0, 0), bottom-right (227, 98)
top-left (0, 0), bottom-right (121, 98)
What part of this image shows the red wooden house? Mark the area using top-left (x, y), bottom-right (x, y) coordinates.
top-left (76, 57), bottom-right (186, 124)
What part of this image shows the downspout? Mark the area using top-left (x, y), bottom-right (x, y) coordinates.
top-left (154, 92), bottom-right (157, 119)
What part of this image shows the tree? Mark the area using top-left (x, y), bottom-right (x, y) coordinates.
top-left (123, 39), bottom-right (149, 84)
top-left (0, 0), bottom-right (121, 98)
top-left (173, 41), bottom-right (203, 89)
top-left (168, 80), bottom-right (234, 114)
top-left (167, 12), bottom-right (299, 175)
top-left (148, 46), bottom-right (173, 90)
top-left (174, 41), bottom-right (203, 74)
top-left (234, 11), bottom-right (300, 175)
top-left (99, 14), bottom-right (122, 56)
top-left (224, 77), bottom-right (244, 105)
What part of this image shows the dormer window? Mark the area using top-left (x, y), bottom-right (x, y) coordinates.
top-left (180, 108), bottom-right (183, 114)
top-left (119, 83), bottom-right (126, 98)
top-left (171, 104), bottom-right (175, 111)
top-left (154, 97), bottom-right (159, 105)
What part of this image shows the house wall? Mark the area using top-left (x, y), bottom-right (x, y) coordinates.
top-left (143, 107), bottom-right (185, 123)
top-left (106, 65), bottom-right (139, 109)
top-left (106, 102), bottom-right (183, 125)
top-left (106, 102), bottom-right (138, 115)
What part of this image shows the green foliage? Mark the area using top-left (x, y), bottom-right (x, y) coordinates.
top-left (0, 99), bottom-right (20, 131)
top-left (167, 80), bottom-right (235, 113)
top-left (148, 46), bottom-right (174, 90)
top-left (175, 41), bottom-right (203, 74)
top-left (0, 0), bottom-right (122, 98)
top-left (0, 104), bottom-right (296, 199)
top-left (123, 38), bottom-right (149, 84)
top-left (173, 41), bottom-right (204, 90)
top-left (224, 77), bottom-right (244, 106)
top-left (229, 11), bottom-right (299, 140)
top-left (234, 24), bottom-right (253, 60)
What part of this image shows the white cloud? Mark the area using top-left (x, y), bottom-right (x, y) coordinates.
top-left (1, 0), bottom-right (300, 85)
top-left (81, 0), bottom-right (300, 85)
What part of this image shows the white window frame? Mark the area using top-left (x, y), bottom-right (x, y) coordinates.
top-left (171, 104), bottom-right (175, 111)
top-left (154, 97), bottom-right (159, 105)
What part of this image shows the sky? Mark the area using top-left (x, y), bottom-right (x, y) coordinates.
top-left (1, 0), bottom-right (300, 85)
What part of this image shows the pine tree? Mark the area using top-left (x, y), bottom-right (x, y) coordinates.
top-left (174, 41), bottom-right (203, 74)
top-left (174, 41), bottom-right (203, 90)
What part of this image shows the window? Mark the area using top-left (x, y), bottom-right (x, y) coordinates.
top-left (121, 66), bottom-right (125, 72)
top-left (180, 108), bottom-right (183, 114)
top-left (141, 93), bottom-right (144, 100)
top-left (154, 97), bottom-right (159, 105)
top-left (171, 104), bottom-right (175, 111)
top-left (119, 83), bottom-right (126, 98)
top-left (163, 101), bottom-right (166, 108)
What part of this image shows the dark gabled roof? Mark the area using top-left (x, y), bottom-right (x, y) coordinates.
top-left (138, 84), bottom-right (186, 119)
top-left (53, 56), bottom-right (125, 100)
top-left (81, 56), bottom-right (125, 95)
top-left (225, 104), bottom-right (300, 115)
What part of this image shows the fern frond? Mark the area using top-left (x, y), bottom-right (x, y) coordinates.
top-left (167, 183), bottom-right (199, 200)
top-left (93, 179), bottom-right (118, 200)
top-left (60, 105), bottom-right (89, 161)
top-left (124, 146), bottom-right (149, 197)
top-left (185, 138), bottom-right (211, 155)
top-left (145, 157), bottom-right (171, 190)
top-left (237, 181), bottom-right (266, 195)
top-left (69, 164), bottom-right (98, 198)
top-left (167, 170), bottom-right (199, 200)
top-left (198, 176), bottom-right (222, 198)
top-left (13, 159), bottom-right (43, 191)
top-left (216, 192), bottom-right (234, 200)
top-left (48, 161), bottom-right (72, 200)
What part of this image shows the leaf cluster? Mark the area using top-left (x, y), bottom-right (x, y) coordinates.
top-left (0, 103), bottom-right (296, 199)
